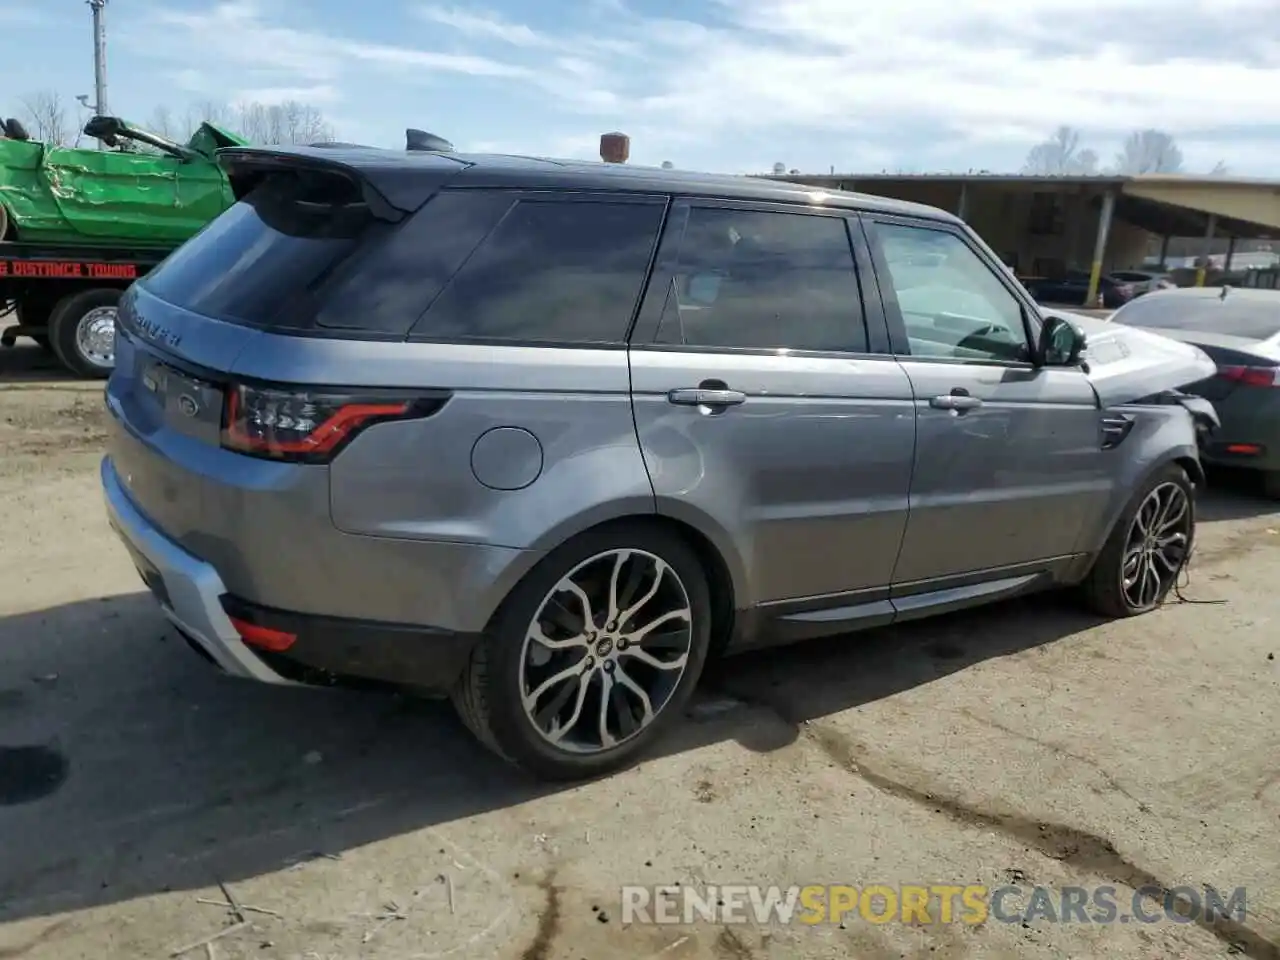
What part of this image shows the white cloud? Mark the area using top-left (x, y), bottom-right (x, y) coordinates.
top-left (120, 0), bottom-right (1280, 174)
top-left (233, 85), bottom-right (341, 106)
top-left (127, 1), bottom-right (528, 89)
top-left (415, 5), bottom-right (548, 47)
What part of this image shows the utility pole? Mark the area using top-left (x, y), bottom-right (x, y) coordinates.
top-left (88, 0), bottom-right (108, 148)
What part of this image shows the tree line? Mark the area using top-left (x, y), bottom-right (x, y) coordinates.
top-left (1022, 125), bottom-right (1226, 177)
top-left (6, 89), bottom-right (336, 148)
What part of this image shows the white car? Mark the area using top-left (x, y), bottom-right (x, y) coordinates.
top-left (1110, 270), bottom-right (1176, 297)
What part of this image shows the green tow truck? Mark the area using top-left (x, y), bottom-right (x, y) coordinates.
top-left (0, 115), bottom-right (249, 377)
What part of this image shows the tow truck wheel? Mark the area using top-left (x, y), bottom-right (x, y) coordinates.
top-left (49, 288), bottom-right (122, 379)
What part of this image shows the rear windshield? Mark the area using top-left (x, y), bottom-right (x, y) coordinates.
top-left (1110, 292), bottom-right (1280, 340)
top-left (142, 171), bottom-right (383, 329)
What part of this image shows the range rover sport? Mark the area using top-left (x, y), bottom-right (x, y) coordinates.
top-left (102, 147), bottom-right (1218, 781)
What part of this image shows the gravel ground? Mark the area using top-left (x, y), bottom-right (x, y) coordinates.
top-left (1, 342), bottom-right (1278, 960)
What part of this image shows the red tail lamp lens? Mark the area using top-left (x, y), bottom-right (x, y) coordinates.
top-left (221, 383), bottom-right (425, 462)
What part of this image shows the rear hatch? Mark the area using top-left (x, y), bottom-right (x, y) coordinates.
top-left (107, 146), bottom-right (471, 534)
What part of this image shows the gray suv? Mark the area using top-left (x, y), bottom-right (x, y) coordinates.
top-left (101, 147), bottom-right (1218, 780)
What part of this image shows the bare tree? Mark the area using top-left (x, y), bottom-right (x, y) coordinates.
top-left (155, 99), bottom-right (335, 145)
top-left (236, 100), bottom-right (334, 145)
top-left (1113, 129), bottom-right (1184, 174)
top-left (146, 105), bottom-right (180, 141)
top-left (1208, 160), bottom-right (1229, 177)
top-left (182, 100), bottom-right (236, 139)
top-left (1021, 126), bottom-right (1099, 175)
top-left (18, 90), bottom-right (70, 145)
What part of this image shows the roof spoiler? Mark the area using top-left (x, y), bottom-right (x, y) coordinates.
top-left (406, 129), bottom-right (454, 153)
top-left (215, 145), bottom-right (469, 216)
top-left (215, 148), bottom-right (410, 220)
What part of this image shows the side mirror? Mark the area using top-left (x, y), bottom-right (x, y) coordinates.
top-left (1037, 314), bottom-right (1085, 367)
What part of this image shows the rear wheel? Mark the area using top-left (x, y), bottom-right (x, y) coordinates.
top-left (48, 288), bottom-right (121, 379)
top-left (452, 522), bottom-right (712, 781)
top-left (1082, 463), bottom-right (1195, 617)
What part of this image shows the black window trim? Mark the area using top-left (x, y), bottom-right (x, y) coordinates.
top-left (627, 196), bottom-right (888, 359)
top-left (404, 188), bottom-right (671, 351)
top-left (862, 213), bottom-right (1047, 369)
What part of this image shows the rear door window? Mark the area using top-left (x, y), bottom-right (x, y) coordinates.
top-left (647, 205), bottom-right (869, 353)
top-left (408, 195), bottom-right (666, 345)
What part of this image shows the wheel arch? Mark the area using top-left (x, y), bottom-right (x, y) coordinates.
top-left (1081, 447), bottom-right (1202, 562)
top-left (489, 508), bottom-right (746, 659)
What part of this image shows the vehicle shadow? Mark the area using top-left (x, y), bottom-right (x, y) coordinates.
top-left (0, 341), bottom-right (78, 384)
top-left (0, 587), bottom-right (1099, 925)
top-left (1200, 466), bottom-right (1279, 521)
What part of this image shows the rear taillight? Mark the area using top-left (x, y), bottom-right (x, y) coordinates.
top-left (221, 383), bottom-right (446, 463)
top-left (1218, 365), bottom-right (1280, 388)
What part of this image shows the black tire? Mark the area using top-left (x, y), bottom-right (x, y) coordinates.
top-left (452, 521), bottom-right (713, 781)
top-left (48, 288), bottom-right (122, 379)
top-left (14, 298), bottom-right (55, 352)
top-left (1081, 462), bottom-right (1195, 618)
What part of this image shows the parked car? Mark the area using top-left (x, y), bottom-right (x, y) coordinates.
top-left (101, 148), bottom-right (1217, 780)
top-left (0, 114), bottom-right (246, 245)
top-left (1108, 286), bottom-right (1280, 496)
top-left (1022, 270), bottom-right (1135, 308)
top-left (1110, 270), bottom-right (1176, 297)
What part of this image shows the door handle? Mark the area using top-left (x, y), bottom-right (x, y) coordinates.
top-left (929, 394), bottom-right (983, 411)
top-left (668, 388), bottom-right (746, 407)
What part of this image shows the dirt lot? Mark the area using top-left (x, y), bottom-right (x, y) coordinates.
top-left (1, 341), bottom-right (1278, 960)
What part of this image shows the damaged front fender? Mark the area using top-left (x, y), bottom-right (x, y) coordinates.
top-left (1045, 309), bottom-right (1219, 408)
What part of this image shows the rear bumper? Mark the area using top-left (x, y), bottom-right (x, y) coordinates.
top-left (1200, 440), bottom-right (1280, 473)
top-left (102, 455), bottom-right (291, 684)
top-left (102, 456), bottom-right (481, 693)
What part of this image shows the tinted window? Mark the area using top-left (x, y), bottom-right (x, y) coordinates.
top-left (313, 190), bottom-right (513, 334)
top-left (875, 222), bottom-right (1029, 362)
top-left (651, 207), bottom-right (867, 352)
top-left (1111, 292), bottom-right (1280, 340)
top-left (411, 198), bottom-right (664, 344)
top-left (143, 171), bottom-right (389, 329)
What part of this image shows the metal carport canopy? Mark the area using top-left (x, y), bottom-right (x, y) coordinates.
top-left (1118, 176), bottom-right (1280, 239)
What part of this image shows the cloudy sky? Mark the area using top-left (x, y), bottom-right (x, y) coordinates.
top-left (4, 0), bottom-right (1280, 175)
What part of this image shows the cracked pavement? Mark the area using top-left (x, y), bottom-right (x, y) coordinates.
top-left (1, 342), bottom-right (1278, 960)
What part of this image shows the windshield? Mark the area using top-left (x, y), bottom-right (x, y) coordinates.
top-left (1111, 292), bottom-right (1280, 340)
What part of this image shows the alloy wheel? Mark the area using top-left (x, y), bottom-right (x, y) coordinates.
top-left (1121, 481), bottom-right (1191, 610)
top-left (519, 548), bottom-right (693, 754)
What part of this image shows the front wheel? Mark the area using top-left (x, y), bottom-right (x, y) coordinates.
top-left (1081, 463), bottom-right (1195, 617)
top-left (49, 288), bottom-right (122, 379)
top-left (452, 523), bottom-right (712, 781)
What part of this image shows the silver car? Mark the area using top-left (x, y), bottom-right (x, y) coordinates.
top-left (101, 147), bottom-right (1218, 780)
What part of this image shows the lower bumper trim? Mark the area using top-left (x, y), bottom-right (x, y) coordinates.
top-left (220, 595), bottom-right (480, 694)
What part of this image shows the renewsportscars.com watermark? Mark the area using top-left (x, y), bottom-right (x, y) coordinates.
top-left (621, 884), bottom-right (1248, 926)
